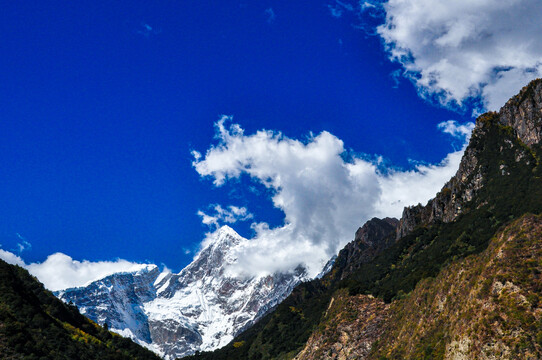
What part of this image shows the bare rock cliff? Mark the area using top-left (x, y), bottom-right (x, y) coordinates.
top-left (334, 217), bottom-right (398, 281)
top-left (397, 79), bottom-right (542, 239)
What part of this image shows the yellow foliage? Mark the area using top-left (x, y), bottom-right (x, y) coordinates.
top-left (63, 322), bottom-right (102, 346)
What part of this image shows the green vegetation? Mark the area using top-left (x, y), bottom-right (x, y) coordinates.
top-left (186, 106), bottom-right (542, 360)
top-left (0, 259), bottom-right (160, 360)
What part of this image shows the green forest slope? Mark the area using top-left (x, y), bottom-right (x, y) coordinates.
top-left (0, 259), bottom-right (160, 360)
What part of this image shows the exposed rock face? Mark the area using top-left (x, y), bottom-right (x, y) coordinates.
top-left (334, 217), bottom-right (399, 281)
top-left (372, 214), bottom-right (542, 359)
top-left (397, 79), bottom-right (542, 239)
top-left (499, 79), bottom-right (542, 147)
top-left (396, 137), bottom-right (483, 239)
top-left (55, 264), bottom-right (160, 344)
top-left (56, 226), bottom-right (308, 359)
top-left (293, 290), bottom-right (390, 360)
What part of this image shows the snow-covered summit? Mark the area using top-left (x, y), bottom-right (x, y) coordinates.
top-left (56, 226), bottom-right (308, 359)
top-left (196, 225), bottom-right (244, 255)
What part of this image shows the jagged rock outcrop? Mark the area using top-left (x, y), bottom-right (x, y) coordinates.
top-left (56, 226), bottom-right (308, 359)
top-left (293, 290), bottom-right (390, 360)
top-left (396, 137), bottom-right (484, 239)
top-left (397, 79), bottom-right (542, 239)
top-left (334, 217), bottom-right (399, 281)
top-left (499, 80), bottom-right (542, 147)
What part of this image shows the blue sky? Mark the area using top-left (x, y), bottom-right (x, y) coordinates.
top-left (2, 1), bottom-right (541, 289)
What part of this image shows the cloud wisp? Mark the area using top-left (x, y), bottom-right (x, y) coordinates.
top-left (0, 250), bottom-right (150, 291)
top-left (15, 233), bottom-right (32, 253)
top-left (137, 23), bottom-right (162, 38)
top-left (198, 205), bottom-right (253, 228)
top-left (265, 8), bottom-right (276, 24)
top-left (369, 0), bottom-right (542, 112)
top-left (328, 1), bottom-right (355, 18)
top-left (193, 116), bottom-right (472, 278)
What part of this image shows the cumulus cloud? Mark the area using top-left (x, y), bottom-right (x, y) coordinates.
top-left (197, 205), bottom-right (253, 228)
top-left (193, 117), bottom-right (472, 277)
top-left (371, 0), bottom-right (542, 111)
top-left (27, 253), bottom-right (152, 291)
top-left (0, 250), bottom-right (150, 291)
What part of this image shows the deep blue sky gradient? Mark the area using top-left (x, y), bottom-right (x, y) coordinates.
top-left (0, 1), bottom-right (470, 271)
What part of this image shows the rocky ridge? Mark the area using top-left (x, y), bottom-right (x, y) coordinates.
top-left (397, 79), bottom-right (542, 239)
top-left (293, 289), bottom-right (390, 360)
top-left (294, 214), bottom-right (542, 359)
top-left (332, 217), bottom-right (398, 281)
top-left (57, 226), bottom-right (308, 359)
top-left (296, 79), bottom-right (542, 360)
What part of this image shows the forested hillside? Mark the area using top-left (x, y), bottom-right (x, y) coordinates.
top-left (0, 259), bottom-right (160, 360)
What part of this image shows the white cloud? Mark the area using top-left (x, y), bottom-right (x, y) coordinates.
top-left (197, 205), bottom-right (253, 228)
top-left (437, 120), bottom-right (475, 140)
top-left (0, 249), bottom-right (25, 267)
top-left (193, 117), bottom-right (470, 277)
top-left (375, 149), bottom-right (464, 217)
top-left (27, 253), bottom-right (152, 291)
top-left (372, 0), bottom-right (542, 111)
top-left (0, 250), bottom-right (150, 291)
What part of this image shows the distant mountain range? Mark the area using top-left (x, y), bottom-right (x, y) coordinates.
top-left (56, 225), bottom-right (308, 359)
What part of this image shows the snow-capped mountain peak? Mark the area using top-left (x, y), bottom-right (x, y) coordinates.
top-left (195, 225), bottom-right (244, 258)
top-left (56, 227), bottom-right (308, 359)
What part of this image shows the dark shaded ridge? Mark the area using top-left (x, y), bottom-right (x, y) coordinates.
top-left (0, 259), bottom-right (160, 360)
top-left (330, 217), bottom-right (399, 282)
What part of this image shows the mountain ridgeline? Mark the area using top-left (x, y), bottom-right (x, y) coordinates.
top-left (56, 226), bottom-right (308, 359)
top-left (0, 258), bottom-right (160, 360)
top-left (188, 79), bottom-right (542, 360)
